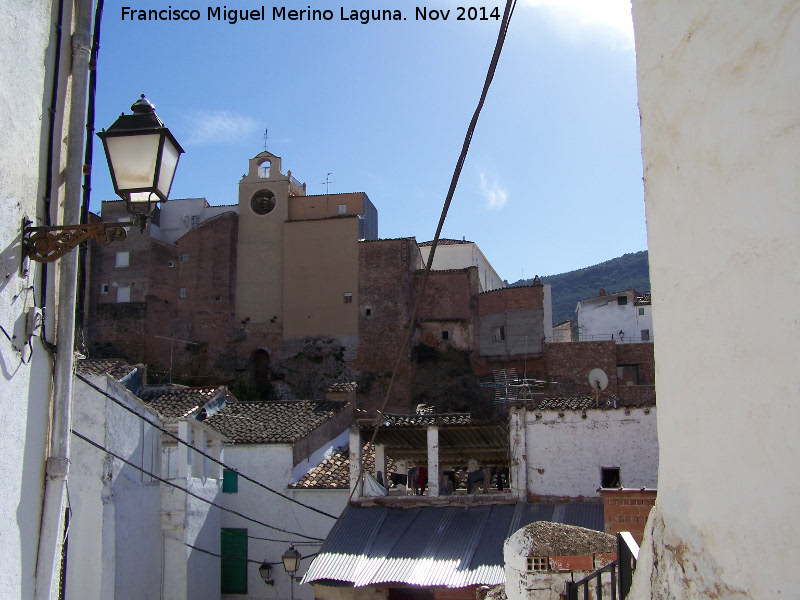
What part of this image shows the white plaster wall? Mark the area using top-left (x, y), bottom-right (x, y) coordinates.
top-left (68, 374), bottom-right (163, 599)
top-left (525, 408), bottom-right (658, 498)
top-left (0, 2), bottom-right (70, 597)
top-left (152, 198), bottom-right (239, 244)
top-left (630, 1), bottom-right (800, 598)
top-left (577, 293), bottom-right (640, 341)
top-left (418, 242), bottom-right (504, 291)
top-left (220, 445), bottom-right (347, 600)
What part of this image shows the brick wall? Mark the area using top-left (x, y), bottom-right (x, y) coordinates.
top-left (478, 285), bottom-right (546, 358)
top-left (93, 302), bottom-right (147, 362)
top-left (356, 239), bottom-right (419, 413)
top-left (616, 343), bottom-right (655, 385)
top-left (544, 341), bottom-right (618, 397)
top-left (601, 488), bottom-right (657, 545)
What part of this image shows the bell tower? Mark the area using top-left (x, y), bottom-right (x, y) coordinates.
top-left (234, 152), bottom-right (291, 326)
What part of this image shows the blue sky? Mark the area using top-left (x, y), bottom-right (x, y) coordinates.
top-left (91, 0), bottom-right (645, 281)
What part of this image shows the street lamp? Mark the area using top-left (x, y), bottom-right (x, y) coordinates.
top-left (259, 561), bottom-right (275, 586)
top-left (97, 94), bottom-right (184, 225)
top-left (23, 94), bottom-right (184, 262)
top-left (282, 546), bottom-right (302, 600)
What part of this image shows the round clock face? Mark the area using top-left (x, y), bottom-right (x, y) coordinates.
top-left (251, 189), bottom-right (276, 215)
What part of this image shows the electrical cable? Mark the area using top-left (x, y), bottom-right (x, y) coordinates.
top-left (71, 428), bottom-right (323, 541)
top-left (348, 0), bottom-right (519, 511)
top-left (221, 531), bottom-right (321, 546)
top-left (75, 372), bottom-right (339, 520)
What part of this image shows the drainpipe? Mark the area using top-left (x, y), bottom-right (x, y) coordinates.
top-left (34, 0), bottom-right (94, 597)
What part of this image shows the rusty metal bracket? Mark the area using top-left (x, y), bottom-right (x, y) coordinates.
top-left (22, 219), bottom-right (133, 263)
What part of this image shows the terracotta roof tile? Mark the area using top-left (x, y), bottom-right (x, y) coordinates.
top-left (76, 358), bottom-right (140, 381)
top-left (418, 238), bottom-right (473, 247)
top-left (205, 400), bottom-right (348, 444)
top-left (138, 386), bottom-right (225, 420)
top-left (290, 444), bottom-right (395, 489)
top-left (327, 382), bottom-right (358, 392)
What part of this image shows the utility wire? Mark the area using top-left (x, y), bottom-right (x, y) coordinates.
top-left (75, 372), bottom-right (338, 520)
top-left (71, 428), bottom-right (323, 541)
top-left (349, 0), bottom-right (518, 507)
top-left (221, 530), bottom-right (321, 546)
top-left (173, 538), bottom-right (319, 567)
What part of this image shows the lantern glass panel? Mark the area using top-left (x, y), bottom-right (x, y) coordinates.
top-left (157, 136), bottom-right (181, 198)
top-left (106, 133), bottom-right (160, 191)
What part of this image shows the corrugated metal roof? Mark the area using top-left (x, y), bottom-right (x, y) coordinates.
top-left (303, 502), bottom-right (604, 588)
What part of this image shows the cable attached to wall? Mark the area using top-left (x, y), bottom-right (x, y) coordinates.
top-left (71, 428), bottom-right (323, 541)
top-left (75, 372), bottom-right (339, 520)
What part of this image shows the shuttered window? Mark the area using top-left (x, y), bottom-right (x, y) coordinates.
top-left (222, 469), bottom-right (238, 493)
top-left (221, 528), bottom-right (248, 594)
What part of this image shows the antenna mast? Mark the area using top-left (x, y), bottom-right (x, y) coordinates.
top-left (263, 128), bottom-right (269, 152)
top-left (321, 172), bottom-right (335, 203)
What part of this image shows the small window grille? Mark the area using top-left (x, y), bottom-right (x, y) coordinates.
top-left (638, 307), bottom-right (645, 315)
top-left (527, 557), bottom-right (549, 572)
top-left (191, 215), bottom-right (200, 228)
top-left (343, 292), bottom-right (353, 304)
top-left (179, 288), bottom-right (186, 299)
top-left (180, 253), bottom-right (189, 263)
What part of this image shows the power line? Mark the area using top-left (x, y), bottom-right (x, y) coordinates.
top-left (75, 373), bottom-right (339, 520)
top-left (350, 0), bottom-right (519, 508)
top-left (222, 530), bottom-right (322, 546)
top-left (71, 428), bottom-right (323, 542)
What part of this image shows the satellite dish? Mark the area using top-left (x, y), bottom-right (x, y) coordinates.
top-left (588, 368), bottom-right (609, 391)
top-left (588, 368), bottom-right (608, 408)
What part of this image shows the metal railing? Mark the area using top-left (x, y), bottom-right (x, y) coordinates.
top-left (566, 532), bottom-right (639, 600)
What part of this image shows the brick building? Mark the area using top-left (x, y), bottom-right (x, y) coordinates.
top-left (89, 150), bottom-right (556, 414)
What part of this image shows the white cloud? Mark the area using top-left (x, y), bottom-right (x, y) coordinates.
top-left (183, 110), bottom-right (259, 146)
top-left (480, 172), bottom-right (508, 210)
top-left (521, 0), bottom-right (634, 51)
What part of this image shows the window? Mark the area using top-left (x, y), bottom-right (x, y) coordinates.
top-left (100, 283), bottom-right (109, 294)
top-left (116, 217), bottom-right (130, 232)
top-left (638, 307), bottom-right (645, 315)
top-left (617, 295), bottom-right (628, 306)
top-left (191, 215), bottom-right (200, 228)
top-left (221, 529), bottom-right (248, 594)
top-left (258, 160), bottom-right (270, 178)
top-left (338, 204), bottom-right (347, 215)
top-left (617, 364), bottom-right (640, 386)
top-left (117, 286), bottom-right (130, 303)
top-left (441, 330), bottom-right (449, 340)
top-left (493, 326), bottom-right (505, 342)
top-left (180, 253), bottom-right (189, 263)
top-left (168, 261), bottom-right (174, 268)
top-left (115, 251), bottom-right (129, 268)
top-left (527, 556), bottom-right (549, 572)
top-left (601, 467), bottom-right (621, 488)
top-left (365, 307), bottom-right (372, 316)
top-left (251, 189), bottom-right (276, 215)
top-left (343, 292), bottom-right (353, 304)
top-left (222, 469), bottom-right (238, 493)
top-left (215, 296), bottom-right (222, 302)
top-left (178, 288), bottom-right (186, 299)
top-left (641, 329), bottom-right (650, 341)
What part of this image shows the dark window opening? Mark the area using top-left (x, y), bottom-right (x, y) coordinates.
top-left (616, 364), bottom-right (640, 386)
top-left (618, 296), bottom-right (628, 306)
top-left (441, 330), bottom-right (449, 340)
top-left (641, 329), bottom-right (650, 341)
top-left (601, 467), bottom-right (621, 488)
top-left (365, 307), bottom-right (372, 316)
top-left (251, 189), bottom-right (276, 215)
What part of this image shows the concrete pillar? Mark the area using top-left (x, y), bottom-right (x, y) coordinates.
top-left (349, 426), bottom-right (363, 498)
top-left (509, 407), bottom-right (527, 500)
top-left (194, 427), bottom-right (207, 479)
top-left (177, 421), bottom-right (191, 479)
top-left (395, 460), bottom-right (408, 494)
top-left (427, 426), bottom-right (440, 497)
top-left (374, 444), bottom-right (386, 486)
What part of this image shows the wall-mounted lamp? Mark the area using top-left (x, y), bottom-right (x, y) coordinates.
top-left (282, 546), bottom-right (303, 600)
top-left (259, 561), bottom-right (275, 586)
top-left (23, 95), bottom-right (184, 262)
top-left (619, 330), bottom-right (624, 341)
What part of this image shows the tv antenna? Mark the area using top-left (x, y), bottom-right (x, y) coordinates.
top-left (321, 172), bottom-right (335, 201)
top-left (588, 368), bottom-right (609, 408)
top-left (263, 129), bottom-right (269, 152)
top-left (155, 334), bottom-right (194, 385)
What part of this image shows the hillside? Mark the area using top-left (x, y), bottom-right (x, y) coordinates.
top-left (508, 250), bottom-right (651, 330)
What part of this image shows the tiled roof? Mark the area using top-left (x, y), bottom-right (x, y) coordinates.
top-left (205, 400), bottom-right (348, 444)
top-left (327, 382), bottom-right (358, 392)
top-left (138, 386), bottom-right (225, 420)
top-left (76, 358), bottom-right (139, 381)
top-left (381, 413), bottom-right (474, 427)
top-left (533, 396), bottom-right (654, 411)
top-left (290, 444), bottom-right (396, 490)
top-left (635, 293), bottom-right (652, 305)
top-left (418, 238), bottom-right (473, 247)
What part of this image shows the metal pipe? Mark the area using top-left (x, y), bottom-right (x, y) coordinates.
top-left (34, 0), bottom-right (94, 597)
